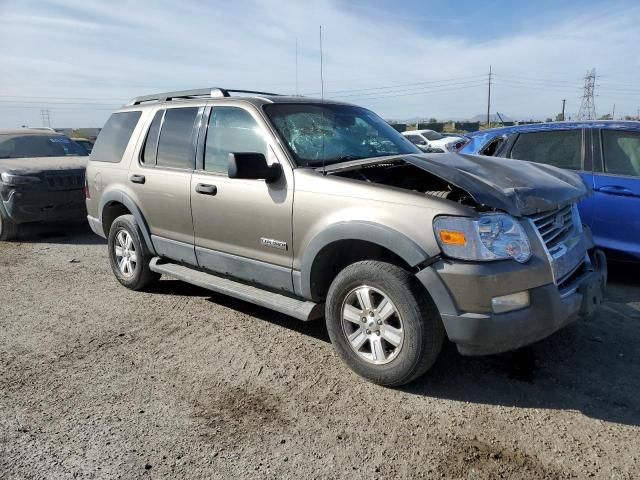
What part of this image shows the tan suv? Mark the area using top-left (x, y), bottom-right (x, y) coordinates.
top-left (86, 88), bottom-right (607, 386)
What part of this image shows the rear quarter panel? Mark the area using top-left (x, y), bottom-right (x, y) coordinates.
top-left (85, 108), bottom-right (150, 225)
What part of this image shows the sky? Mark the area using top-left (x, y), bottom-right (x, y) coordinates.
top-left (1, 0), bottom-right (640, 128)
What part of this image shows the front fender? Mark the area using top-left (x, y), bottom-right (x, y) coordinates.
top-left (298, 220), bottom-right (430, 299)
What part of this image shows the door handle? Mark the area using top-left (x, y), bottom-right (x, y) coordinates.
top-left (595, 185), bottom-right (635, 196)
top-left (195, 183), bottom-right (217, 195)
top-left (130, 174), bottom-right (146, 184)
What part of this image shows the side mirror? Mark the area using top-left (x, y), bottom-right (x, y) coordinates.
top-left (227, 153), bottom-right (282, 183)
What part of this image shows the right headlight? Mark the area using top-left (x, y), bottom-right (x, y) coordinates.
top-left (1, 172), bottom-right (41, 186)
top-left (433, 214), bottom-right (532, 263)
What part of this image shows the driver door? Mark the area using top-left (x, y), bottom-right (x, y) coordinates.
top-left (190, 105), bottom-right (295, 292)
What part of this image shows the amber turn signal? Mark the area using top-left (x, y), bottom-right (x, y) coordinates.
top-left (439, 230), bottom-right (467, 246)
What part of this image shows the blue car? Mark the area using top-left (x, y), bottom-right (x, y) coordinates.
top-left (459, 121), bottom-right (640, 262)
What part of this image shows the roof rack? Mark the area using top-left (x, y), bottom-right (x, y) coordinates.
top-left (127, 87), bottom-right (282, 105)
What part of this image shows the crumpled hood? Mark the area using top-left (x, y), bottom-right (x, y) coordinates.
top-left (402, 152), bottom-right (589, 216)
top-left (0, 156), bottom-right (87, 175)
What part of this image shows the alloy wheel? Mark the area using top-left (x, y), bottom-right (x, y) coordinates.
top-left (114, 229), bottom-right (138, 278)
top-left (341, 285), bottom-right (405, 365)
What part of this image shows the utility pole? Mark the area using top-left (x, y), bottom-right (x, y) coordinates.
top-left (612, 103), bottom-right (615, 120)
top-left (577, 68), bottom-right (597, 120)
top-left (561, 99), bottom-right (566, 121)
top-left (486, 65), bottom-right (492, 126)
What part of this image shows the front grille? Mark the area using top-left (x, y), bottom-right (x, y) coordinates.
top-left (45, 172), bottom-right (84, 191)
top-left (528, 203), bottom-right (586, 284)
top-left (528, 204), bottom-right (574, 253)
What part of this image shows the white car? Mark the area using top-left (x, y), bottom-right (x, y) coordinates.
top-left (402, 129), bottom-right (464, 153)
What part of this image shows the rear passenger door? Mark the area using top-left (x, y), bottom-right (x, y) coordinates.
top-left (591, 128), bottom-right (640, 258)
top-left (506, 129), bottom-right (594, 225)
top-left (190, 105), bottom-right (295, 292)
top-left (128, 106), bottom-right (200, 265)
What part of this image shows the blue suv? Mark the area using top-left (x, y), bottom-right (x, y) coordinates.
top-left (459, 121), bottom-right (640, 262)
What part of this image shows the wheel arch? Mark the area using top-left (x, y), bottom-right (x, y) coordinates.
top-left (99, 190), bottom-right (156, 255)
top-left (299, 221), bottom-right (430, 301)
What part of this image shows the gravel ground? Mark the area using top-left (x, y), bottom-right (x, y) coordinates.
top-left (1, 226), bottom-right (639, 479)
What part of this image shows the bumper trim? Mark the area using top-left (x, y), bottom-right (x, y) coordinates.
top-left (87, 215), bottom-right (105, 238)
top-left (419, 248), bottom-right (607, 356)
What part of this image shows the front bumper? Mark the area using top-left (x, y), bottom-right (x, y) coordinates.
top-left (1, 187), bottom-right (86, 224)
top-left (417, 249), bottom-right (607, 356)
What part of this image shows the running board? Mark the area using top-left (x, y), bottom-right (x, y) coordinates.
top-left (149, 257), bottom-right (323, 321)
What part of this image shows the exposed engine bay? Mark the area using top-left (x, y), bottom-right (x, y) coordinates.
top-left (323, 153), bottom-right (589, 217)
top-left (329, 159), bottom-right (484, 209)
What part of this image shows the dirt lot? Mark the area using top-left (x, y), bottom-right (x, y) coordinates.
top-left (1, 226), bottom-right (639, 479)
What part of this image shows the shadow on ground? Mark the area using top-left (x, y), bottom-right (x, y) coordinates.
top-left (406, 261), bottom-right (640, 427)
top-left (14, 222), bottom-right (105, 245)
top-left (146, 279), bottom-right (331, 343)
top-left (147, 260), bottom-right (640, 427)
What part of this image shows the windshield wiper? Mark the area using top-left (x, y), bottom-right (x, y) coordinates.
top-left (333, 155), bottom-right (365, 162)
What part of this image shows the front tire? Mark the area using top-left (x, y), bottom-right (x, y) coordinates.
top-left (325, 261), bottom-right (444, 387)
top-left (0, 204), bottom-right (18, 241)
top-left (108, 214), bottom-right (159, 290)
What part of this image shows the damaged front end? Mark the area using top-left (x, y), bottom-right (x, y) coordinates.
top-left (324, 151), bottom-right (606, 355)
top-left (323, 152), bottom-right (589, 217)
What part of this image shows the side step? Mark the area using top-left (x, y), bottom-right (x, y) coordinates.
top-left (149, 257), bottom-right (323, 321)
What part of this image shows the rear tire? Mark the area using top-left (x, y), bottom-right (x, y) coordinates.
top-left (0, 205), bottom-right (18, 241)
top-left (325, 260), bottom-right (444, 387)
top-left (108, 214), bottom-right (159, 290)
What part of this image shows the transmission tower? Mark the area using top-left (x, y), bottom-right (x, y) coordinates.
top-left (577, 69), bottom-right (596, 120)
top-left (40, 109), bottom-right (51, 128)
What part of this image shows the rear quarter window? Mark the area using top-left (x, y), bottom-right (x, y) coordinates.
top-left (90, 111), bottom-right (142, 163)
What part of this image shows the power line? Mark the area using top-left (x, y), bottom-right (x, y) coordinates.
top-left (330, 78), bottom-right (488, 99)
top-left (304, 74), bottom-right (486, 96)
top-left (350, 82), bottom-right (487, 102)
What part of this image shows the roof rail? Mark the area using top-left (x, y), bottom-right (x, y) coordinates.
top-left (127, 87), bottom-right (282, 105)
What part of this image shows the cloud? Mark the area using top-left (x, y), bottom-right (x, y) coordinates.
top-left (0, 0), bottom-right (639, 128)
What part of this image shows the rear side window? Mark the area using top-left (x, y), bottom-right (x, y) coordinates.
top-left (601, 130), bottom-right (640, 177)
top-left (204, 107), bottom-right (267, 174)
top-left (91, 111), bottom-right (141, 163)
top-left (156, 107), bottom-right (198, 169)
top-left (510, 130), bottom-right (582, 170)
top-left (141, 110), bottom-right (163, 165)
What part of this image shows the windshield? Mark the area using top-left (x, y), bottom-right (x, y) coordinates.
top-left (422, 131), bottom-right (443, 141)
top-left (0, 134), bottom-right (88, 159)
top-left (264, 103), bottom-right (420, 167)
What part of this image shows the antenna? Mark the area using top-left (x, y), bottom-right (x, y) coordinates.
top-left (320, 25), bottom-right (326, 175)
top-left (295, 37), bottom-right (299, 96)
